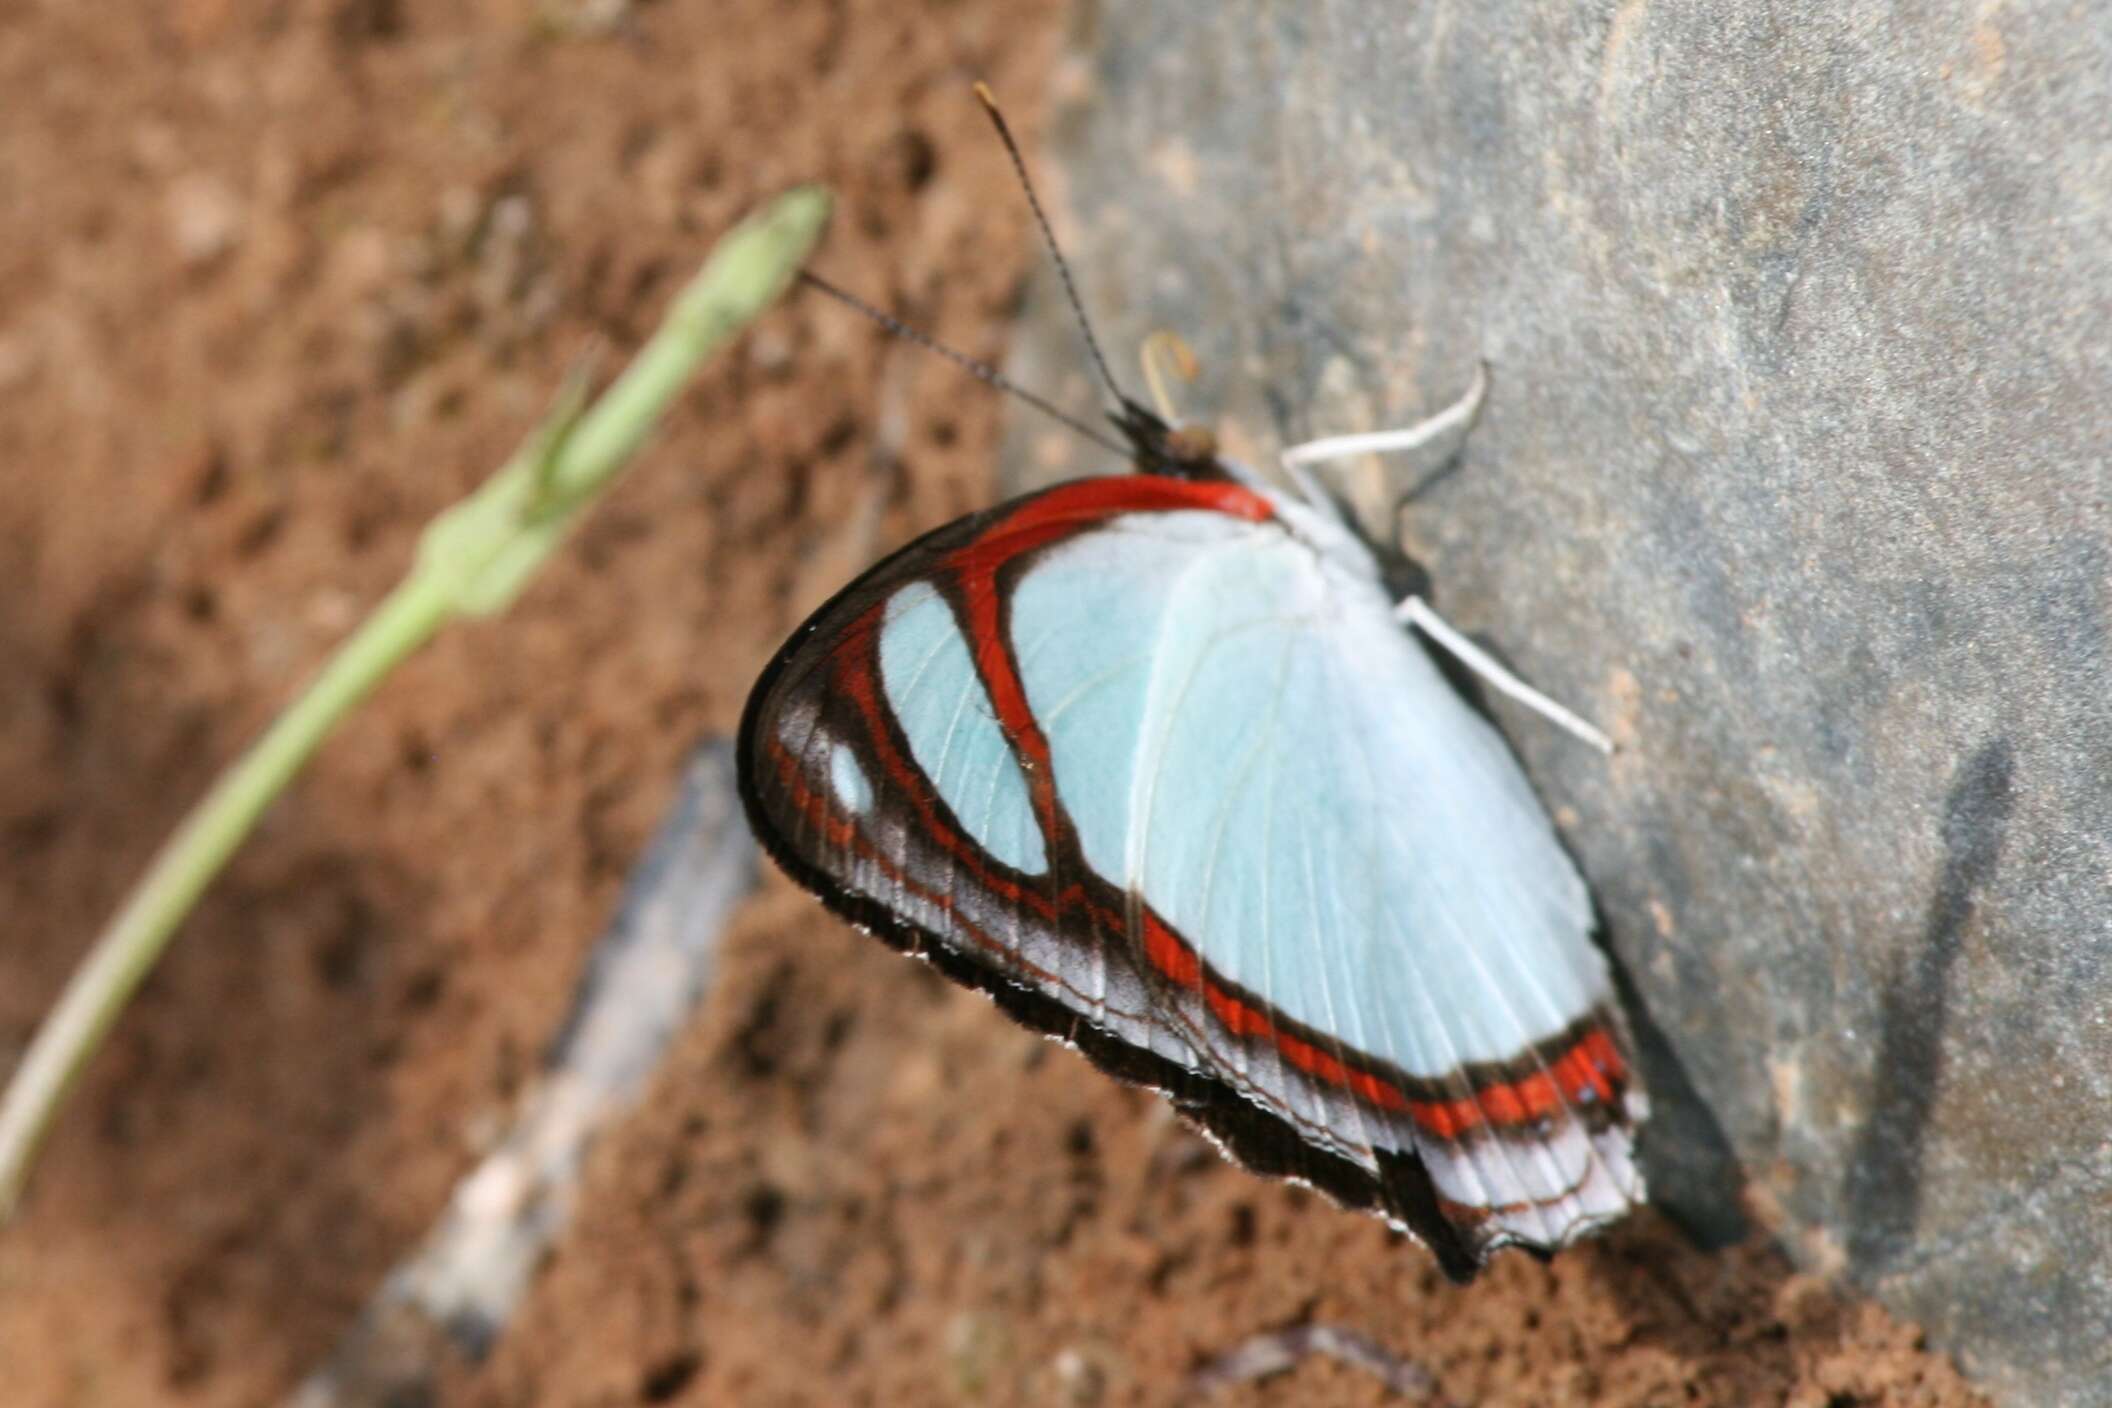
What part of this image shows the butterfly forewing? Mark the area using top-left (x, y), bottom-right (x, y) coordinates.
top-left (738, 474), bottom-right (1646, 1280)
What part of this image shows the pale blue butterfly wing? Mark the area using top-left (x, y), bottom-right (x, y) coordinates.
top-left (739, 473), bottom-right (1646, 1280)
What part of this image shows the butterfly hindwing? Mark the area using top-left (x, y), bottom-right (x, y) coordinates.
top-left (738, 475), bottom-right (1646, 1280)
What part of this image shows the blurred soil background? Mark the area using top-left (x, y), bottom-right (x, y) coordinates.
top-left (0, 1), bottom-right (1996, 1404)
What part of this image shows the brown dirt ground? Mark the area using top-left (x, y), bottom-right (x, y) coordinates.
top-left (0, 3), bottom-right (1992, 1405)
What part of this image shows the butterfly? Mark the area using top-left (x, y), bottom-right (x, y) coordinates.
top-left (735, 94), bottom-right (1647, 1284)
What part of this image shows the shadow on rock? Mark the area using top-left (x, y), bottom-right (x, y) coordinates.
top-left (1599, 895), bottom-right (1748, 1254)
top-left (1843, 738), bottom-right (2016, 1276)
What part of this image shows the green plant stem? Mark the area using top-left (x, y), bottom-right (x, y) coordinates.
top-left (0, 186), bottom-right (831, 1220)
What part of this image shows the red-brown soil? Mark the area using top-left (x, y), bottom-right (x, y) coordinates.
top-left (0, 3), bottom-right (1989, 1405)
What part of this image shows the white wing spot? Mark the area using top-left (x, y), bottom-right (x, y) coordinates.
top-left (828, 741), bottom-right (875, 815)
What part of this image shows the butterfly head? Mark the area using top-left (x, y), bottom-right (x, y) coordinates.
top-left (1109, 396), bottom-right (1233, 483)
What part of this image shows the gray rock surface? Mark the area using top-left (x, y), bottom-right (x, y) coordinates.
top-left (999, 4), bottom-right (2112, 1403)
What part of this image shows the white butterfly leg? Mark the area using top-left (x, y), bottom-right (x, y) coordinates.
top-left (1276, 360), bottom-right (1489, 502)
top-left (1396, 596), bottom-right (1613, 754)
top-left (1276, 363), bottom-right (1610, 753)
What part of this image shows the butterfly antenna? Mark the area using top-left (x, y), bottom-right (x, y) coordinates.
top-left (798, 270), bottom-right (1130, 459)
top-left (973, 81), bottom-right (1129, 408)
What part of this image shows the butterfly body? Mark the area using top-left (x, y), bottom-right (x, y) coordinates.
top-left (738, 469), bottom-right (1645, 1282)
